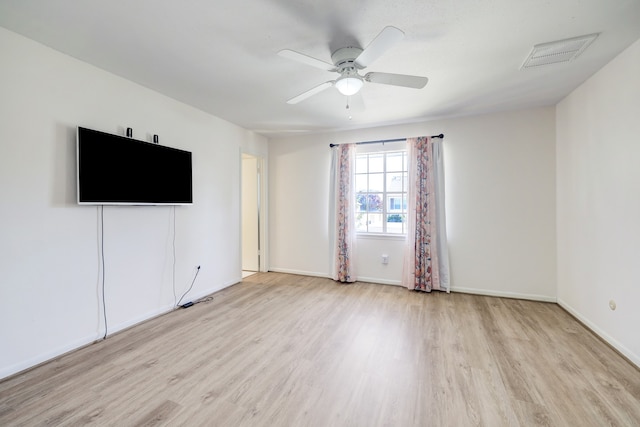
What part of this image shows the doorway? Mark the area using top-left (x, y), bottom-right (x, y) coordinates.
top-left (241, 153), bottom-right (261, 277)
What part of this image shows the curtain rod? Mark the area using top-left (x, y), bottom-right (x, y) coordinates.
top-left (329, 134), bottom-right (444, 148)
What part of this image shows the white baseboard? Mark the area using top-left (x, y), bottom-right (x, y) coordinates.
top-left (0, 333), bottom-right (98, 380)
top-left (176, 277), bottom-right (241, 304)
top-left (450, 286), bottom-right (557, 303)
top-left (267, 270), bottom-right (558, 300)
top-left (357, 276), bottom-right (403, 287)
top-left (108, 305), bottom-right (174, 336)
top-left (0, 278), bottom-right (242, 381)
top-left (268, 267), bottom-right (330, 278)
top-left (109, 278), bottom-right (241, 335)
top-left (557, 298), bottom-right (640, 369)
top-left (268, 269), bottom-right (404, 287)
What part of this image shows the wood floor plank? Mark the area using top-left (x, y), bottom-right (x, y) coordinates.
top-left (1, 272), bottom-right (639, 426)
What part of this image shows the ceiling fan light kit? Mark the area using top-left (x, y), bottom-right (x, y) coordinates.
top-left (335, 65), bottom-right (364, 96)
top-left (278, 26), bottom-right (429, 105)
top-left (335, 75), bottom-right (364, 96)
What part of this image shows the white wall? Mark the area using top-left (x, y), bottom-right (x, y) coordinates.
top-left (269, 106), bottom-right (557, 300)
top-left (0, 27), bottom-right (267, 379)
top-left (556, 38), bottom-right (640, 366)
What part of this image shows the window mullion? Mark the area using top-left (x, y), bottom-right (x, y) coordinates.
top-left (368, 154), bottom-right (372, 233)
top-left (382, 152), bottom-right (387, 233)
top-left (354, 148), bottom-right (407, 236)
top-left (402, 152), bottom-right (406, 234)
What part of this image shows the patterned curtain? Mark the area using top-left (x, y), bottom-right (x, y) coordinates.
top-left (331, 144), bottom-right (357, 282)
top-left (402, 136), bottom-right (450, 292)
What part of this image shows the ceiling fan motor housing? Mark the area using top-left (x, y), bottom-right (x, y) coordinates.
top-left (331, 47), bottom-right (364, 69)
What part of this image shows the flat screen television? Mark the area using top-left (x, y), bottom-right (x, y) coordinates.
top-left (77, 127), bottom-right (193, 205)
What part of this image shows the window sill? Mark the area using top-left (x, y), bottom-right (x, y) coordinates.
top-left (356, 233), bottom-right (406, 241)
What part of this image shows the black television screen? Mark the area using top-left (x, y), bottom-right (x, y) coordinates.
top-left (77, 127), bottom-right (192, 205)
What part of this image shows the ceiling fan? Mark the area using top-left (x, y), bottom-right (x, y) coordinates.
top-left (278, 26), bottom-right (428, 104)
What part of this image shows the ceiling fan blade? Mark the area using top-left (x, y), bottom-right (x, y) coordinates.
top-left (286, 81), bottom-right (335, 104)
top-left (364, 72), bottom-right (428, 89)
top-left (278, 49), bottom-right (337, 72)
top-left (354, 26), bottom-right (405, 69)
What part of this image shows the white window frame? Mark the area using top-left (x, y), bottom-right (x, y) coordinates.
top-left (355, 141), bottom-right (407, 236)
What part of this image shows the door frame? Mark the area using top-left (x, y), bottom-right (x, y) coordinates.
top-left (240, 151), bottom-right (267, 273)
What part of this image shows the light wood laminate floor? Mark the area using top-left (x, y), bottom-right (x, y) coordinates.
top-left (1, 272), bottom-right (639, 426)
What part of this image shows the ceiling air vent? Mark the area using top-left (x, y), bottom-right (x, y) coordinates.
top-left (521, 33), bottom-right (599, 69)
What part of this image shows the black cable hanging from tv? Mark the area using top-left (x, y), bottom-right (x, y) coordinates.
top-left (329, 133), bottom-right (444, 148)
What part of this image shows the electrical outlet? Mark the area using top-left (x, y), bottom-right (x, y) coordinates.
top-left (381, 254), bottom-right (389, 264)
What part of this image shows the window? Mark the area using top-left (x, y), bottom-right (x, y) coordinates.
top-left (355, 148), bottom-right (407, 234)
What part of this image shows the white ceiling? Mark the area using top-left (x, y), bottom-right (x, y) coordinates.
top-left (1, 0), bottom-right (639, 138)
